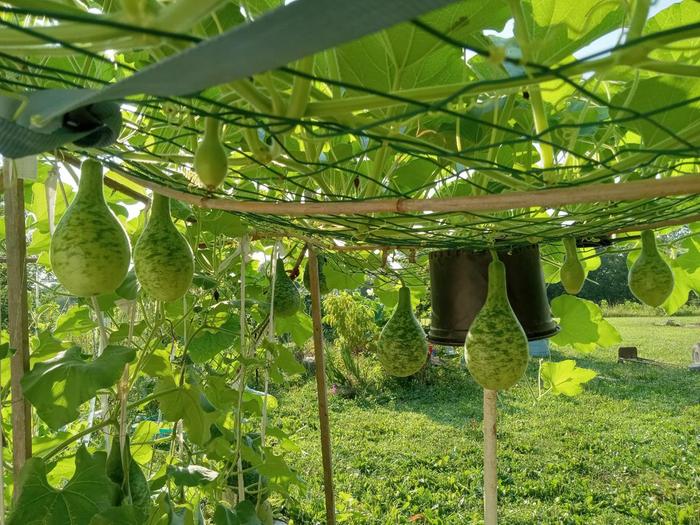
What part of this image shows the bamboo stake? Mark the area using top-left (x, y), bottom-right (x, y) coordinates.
top-left (118, 171), bottom-right (700, 217)
top-left (3, 162), bottom-right (32, 500)
top-left (0, 274), bottom-right (5, 522)
top-left (308, 248), bottom-right (336, 525)
top-left (483, 389), bottom-right (498, 525)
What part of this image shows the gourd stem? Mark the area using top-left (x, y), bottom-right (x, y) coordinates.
top-left (149, 193), bottom-right (171, 221)
top-left (486, 259), bottom-right (508, 303)
top-left (204, 116), bottom-right (221, 139)
top-left (563, 237), bottom-right (578, 258)
top-left (77, 160), bottom-right (105, 202)
top-left (397, 286), bottom-right (411, 310)
top-left (641, 230), bottom-right (657, 256)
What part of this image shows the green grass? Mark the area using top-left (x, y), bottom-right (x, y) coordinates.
top-left (274, 317), bottom-right (700, 525)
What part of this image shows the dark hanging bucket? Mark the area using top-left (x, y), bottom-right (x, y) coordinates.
top-left (428, 245), bottom-right (558, 346)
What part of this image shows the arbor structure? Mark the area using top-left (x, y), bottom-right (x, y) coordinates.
top-left (1, 1), bottom-right (700, 523)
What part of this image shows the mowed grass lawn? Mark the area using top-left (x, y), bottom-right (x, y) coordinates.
top-left (274, 317), bottom-right (700, 525)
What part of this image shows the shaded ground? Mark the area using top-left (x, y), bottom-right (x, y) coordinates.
top-left (274, 317), bottom-right (700, 525)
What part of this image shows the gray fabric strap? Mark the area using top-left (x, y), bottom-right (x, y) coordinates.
top-left (0, 0), bottom-right (458, 158)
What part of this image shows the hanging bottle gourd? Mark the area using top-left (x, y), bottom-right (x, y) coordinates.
top-left (194, 116), bottom-right (228, 190)
top-left (273, 258), bottom-right (300, 317)
top-left (50, 159), bottom-right (131, 297)
top-left (560, 237), bottom-right (585, 295)
top-left (377, 286), bottom-right (428, 377)
top-left (628, 230), bottom-right (674, 307)
top-left (134, 194), bottom-right (194, 302)
top-left (465, 252), bottom-right (528, 390)
top-left (303, 253), bottom-right (329, 295)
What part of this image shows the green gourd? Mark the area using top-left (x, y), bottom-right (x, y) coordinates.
top-left (134, 194), bottom-right (194, 302)
top-left (560, 237), bottom-right (585, 295)
top-left (50, 159), bottom-right (130, 297)
top-left (377, 286), bottom-right (428, 377)
top-left (303, 253), bottom-right (329, 295)
top-left (628, 230), bottom-right (674, 307)
top-left (194, 116), bottom-right (228, 190)
top-left (465, 253), bottom-right (528, 390)
top-left (273, 259), bottom-right (300, 317)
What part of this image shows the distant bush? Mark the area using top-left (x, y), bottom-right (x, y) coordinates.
top-left (599, 299), bottom-right (700, 317)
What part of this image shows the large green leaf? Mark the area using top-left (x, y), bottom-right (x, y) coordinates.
top-left (8, 446), bottom-right (119, 525)
top-left (131, 420), bottom-right (159, 465)
top-left (214, 501), bottom-right (262, 525)
top-left (53, 305), bottom-right (96, 335)
top-left (156, 376), bottom-right (218, 445)
top-left (644, 1), bottom-right (700, 63)
top-left (31, 329), bottom-right (69, 360)
top-left (324, 258), bottom-right (365, 290)
top-left (106, 436), bottom-right (151, 523)
top-left (540, 359), bottom-right (597, 396)
top-left (334, 0), bottom-right (508, 94)
top-left (200, 210), bottom-right (247, 236)
top-left (189, 316), bottom-right (240, 364)
top-left (611, 76), bottom-right (700, 147)
top-left (274, 311), bottom-right (313, 347)
top-left (550, 295), bottom-right (621, 352)
top-left (89, 506), bottom-right (140, 525)
top-left (21, 345), bottom-right (136, 429)
top-left (524, 0), bottom-right (625, 64)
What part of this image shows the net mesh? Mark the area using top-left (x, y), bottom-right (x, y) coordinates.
top-left (1, 1), bottom-right (699, 253)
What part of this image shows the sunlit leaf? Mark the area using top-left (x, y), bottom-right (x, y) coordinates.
top-left (8, 446), bottom-right (119, 525)
top-left (550, 295), bottom-right (621, 352)
top-left (214, 501), bottom-right (261, 525)
top-left (22, 345), bottom-right (135, 429)
top-left (540, 359), bottom-right (597, 396)
top-left (156, 376), bottom-right (218, 445)
top-left (53, 305), bottom-right (96, 335)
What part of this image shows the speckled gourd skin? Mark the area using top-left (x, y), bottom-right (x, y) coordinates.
top-left (303, 254), bottom-right (329, 295)
top-left (378, 286), bottom-right (428, 377)
top-left (560, 237), bottom-right (585, 295)
top-left (134, 194), bottom-right (194, 302)
top-left (50, 159), bottom-right (131, 297)
top-left (465, 258), bottom-right (528, 390)
top-left (273, 259), bottom-right (300, 317)
top-left (628, 230), bottom-right (674, 307)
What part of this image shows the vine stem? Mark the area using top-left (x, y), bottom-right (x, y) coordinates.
top-left (38, 386), bottom-right (180, 465)
top-left (234, 234), bottom-right (250, 503)
top-left (507, 0), bottom-right (556, 181)
top-left (257, 241), bottom-right (280, 506)
top-left (119, 300), bottom-right (138, 504)
top-left (627, 0), bottom-right (651, 42)
top-left (90, 296), bottom-right (111, 451)
top-left (44, 418), bottom-right (117, 462)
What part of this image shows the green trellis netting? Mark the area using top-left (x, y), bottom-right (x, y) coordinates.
top-left (1, 0), bottom-right (699, 262)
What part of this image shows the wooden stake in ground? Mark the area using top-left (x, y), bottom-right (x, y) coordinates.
top-left (3, 163), bottom-right (32, 500)
top-left (308, 248), bottom-right (336, 525)
top-left (483, 389), bottom-right (498, 525)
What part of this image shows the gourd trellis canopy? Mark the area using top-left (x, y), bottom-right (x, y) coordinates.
top-left (1, 0), bottom-right (699, 255)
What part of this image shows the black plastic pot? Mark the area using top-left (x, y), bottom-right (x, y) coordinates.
top-left (428, 245), bottom-right (558, 345)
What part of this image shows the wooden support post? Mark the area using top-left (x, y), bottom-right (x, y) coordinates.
top-left (308, 248), bottom-right (336, 525)
top-left (483, 389), bottom-right (498, 525)
top-left (3, 163), bottom-right (32, 500)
